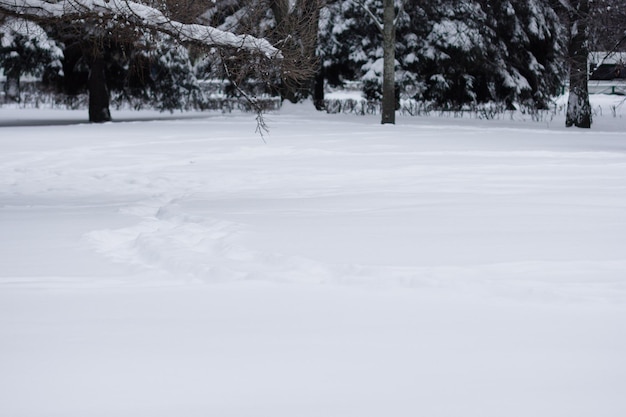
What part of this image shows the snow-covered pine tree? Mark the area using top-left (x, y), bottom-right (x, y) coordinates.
top-left (403, 0), bottom-right (493, 107)
top-left (318, 0), bottom-right (371, 89)
top-left (0, 17), bottom-right (63, 102)
top-left (0, 0), bottom-right (285, 121)
top-left (319, 0), bottom-right (566, 111)
top-left (484, 0), bottom-right (566, 109)
top-left (401, 0), bottom-right (565, 109)
top-left (321, 0), bottom-right (401, 123)
top-left (109, 33), bottom-right (206, 112)
top-left (318, 0), bottom-right (395, 108)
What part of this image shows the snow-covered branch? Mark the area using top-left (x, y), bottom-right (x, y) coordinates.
top-left (0, 0), bottom-right (282, 58)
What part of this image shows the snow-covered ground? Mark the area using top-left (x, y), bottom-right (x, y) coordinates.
top-left (1, 97), bottom-right (626, 417)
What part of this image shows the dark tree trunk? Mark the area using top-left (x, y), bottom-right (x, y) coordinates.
top-left (566, 0), bottom-right (592, 128)
top-left (381, 0), bottom-right (396, 124)
top-left (313, 65), bottom-right (325, 110)
top-left (88, 55), bottom-right (111, 123)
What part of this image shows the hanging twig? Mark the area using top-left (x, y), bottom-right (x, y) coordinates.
top-left (220, 51), bottom-right (268, 142)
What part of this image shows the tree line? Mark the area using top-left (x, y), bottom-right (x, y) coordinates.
top-left (1, 0), bottom-right (625, 128)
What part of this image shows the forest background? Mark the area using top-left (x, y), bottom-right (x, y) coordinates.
top-left (1, 0), bottom-right (625, 127)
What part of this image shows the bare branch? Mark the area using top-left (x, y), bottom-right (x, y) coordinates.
top-left (597, 33), bottom-right (626, 66)
top-left (220, 50), bottom-right (269, 142)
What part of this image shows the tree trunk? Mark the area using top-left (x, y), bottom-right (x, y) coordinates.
top-left (566, 0), bottom-right (592, 128)
top-left (88, 55), bottom-right (112, 123)
top-left (381, 0), bottom-right (396, 124)
top-left (313, 65), bottom-right (325, 110)
top-left (4, 66), bottom-right (21, 103)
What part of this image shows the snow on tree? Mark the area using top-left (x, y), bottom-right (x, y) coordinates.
top-left (0, 17), bottom-right (63, 101)
top-left (0, 0), bottom-right (281, 58)
top-left (319, 0), bottom-right (566, 111)
top-left (184, 0), bottom-right (323, 108)
top-left (482, 0), bottom-right (566, 109)
top-left (401, 0), bottom-right (565, 109)
top-left (103, 32), bottom-right (207, 112)
top-left (0, 0), bottom-right (290, 121)
top-left (318, 0), bottom-right (402, 123)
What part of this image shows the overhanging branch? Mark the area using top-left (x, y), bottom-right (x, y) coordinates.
top-left (0, 0), bottom-right (283, 58)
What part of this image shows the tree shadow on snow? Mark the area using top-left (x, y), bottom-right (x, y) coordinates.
top-left (0, 112), bottom-right (213, 128)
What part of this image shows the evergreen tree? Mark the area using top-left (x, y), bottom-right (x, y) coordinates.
top-left (483, 0), bottom-right (566, 108)
top-left (0, 0), bottom-right (286, 121)
top-left (0, 17), bottom-right (63, 102)
top-left (112, 33), bottom-right (206, 112)
top-left (319, 0), bottom-right (566, 110)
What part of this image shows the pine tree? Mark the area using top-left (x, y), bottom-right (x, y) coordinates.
top-left (0, 17), bottom-right (63, 102)
top-left (0, 0), bottom-right (286, 121)
top-left (319, 0), bottom-right (566, 111)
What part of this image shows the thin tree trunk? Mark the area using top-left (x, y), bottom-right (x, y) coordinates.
top-left (381, 0), bottom-right (396, 124)
top-left (566, 0), bottom-right (592, 128)
top-left (88, 54), bottom-right (111, 123)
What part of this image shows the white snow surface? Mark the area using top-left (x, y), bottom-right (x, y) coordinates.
top-left (1, 98), bottom-right (626, 417)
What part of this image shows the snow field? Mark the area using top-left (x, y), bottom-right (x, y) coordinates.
top-left (1, 99), bottom-right (626, 416)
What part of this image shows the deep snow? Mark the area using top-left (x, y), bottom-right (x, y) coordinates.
top-left (1, 98), bottom-right (626, 417)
